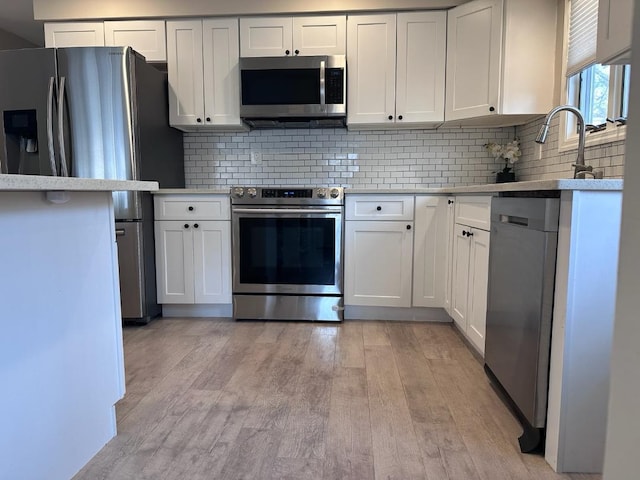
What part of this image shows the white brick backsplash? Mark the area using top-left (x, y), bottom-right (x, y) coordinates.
top-left (183, 122), bottom-right (625, 189)
top-left (515, 117), bottom-right (625, 180)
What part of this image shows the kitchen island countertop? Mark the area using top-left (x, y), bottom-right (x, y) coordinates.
top-left (0, 174), bottom-right (158, 192)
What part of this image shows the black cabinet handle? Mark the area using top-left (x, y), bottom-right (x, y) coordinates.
top-left (294, 49), bottom-right (299, 55)
top-left (406, 225), bottom-right (412, 230)
top-left (448, 199), bottom-right (454, 204)
top-left (184, 224), bottom-right (190, 229)
top-left (206, 117), bottom-right (211, 122)
top-left (489, 106), bottom-right (495, 112)
top-left (285, 49), bottom-right (290, 55)
top-left (398, 115), bottom-right (403, 120)
top-left (376, 206), bottom-right (382, 211)
top-left (196, 118), bottom-right (202, 123)
top-left (194, 223), bottom-right (199, 229)
top-left (462, 230), bottom-right (467, 236)
top-left (388, 115), bottom-right (393, 120)
top-left (467, 231), bottom-right (474, 237)
top-left (188, 206), bottom-right (194, 211)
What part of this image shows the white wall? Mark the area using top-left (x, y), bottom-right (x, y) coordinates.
top-left (0, 27), bottom-right (36, 49)
top-left (33, 0), bottom-right (468, 20)
top-left (602, 6), bottom-right (640, 480)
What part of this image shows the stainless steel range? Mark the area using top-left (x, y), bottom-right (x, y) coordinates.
top-left (231, 186), bottom-right (344, 322)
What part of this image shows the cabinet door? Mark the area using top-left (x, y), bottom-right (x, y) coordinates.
top-left (240, 17), bottom-right (293, 57)
top-left (44, 22), bottom-right (105, 47)
top-left (413, 196), bottom-right (447, 307)
top-left (293, 16), bottom-right (346, 55)
top-left (445, 0), bottom-right (502, 121)
top-left (104, 20), bottom-right (167, 62)
top-left (193, 221), bottom-right (232, 304)
top-left (451, 223), bottom-right (471, 329)
top-left (345, 220), bottom-right (413, 307)
top-left (396, 12), bottom-right (446, 124)
top-left (596, 0), bottom-right (633, 64)
top-left (346, 14), bottom-right (397, 125)
top-left (166, 20), bottom-right (205, 127)
top-left (202, 18), bottom-right (242, 127)
top-left (443, 197), bottom-right (456, 314)
top-left (467, 228), bottom-right (490, 355)
top-left (155, 221), bottom-right (195, 304)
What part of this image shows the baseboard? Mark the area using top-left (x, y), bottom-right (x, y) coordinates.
top-left (344, 306), bottom-right (452, 322)
top-left (161, 304), bottom-right (233, 318)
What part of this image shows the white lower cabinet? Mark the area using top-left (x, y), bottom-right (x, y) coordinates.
top-left (345, 195), bottom-right (415, 307)
top-left (450, 196), bottom-right (491, 354)
top-left (154, 194), bottom-right (231, 305)
top-left (345, 220), bottom-right (414, 307)
top-left (443, 196), bottom-right (456, 314)
top-left (412, 196), bottom-right (447, 307)
top-left (155, 220), bottom-right (231, 304)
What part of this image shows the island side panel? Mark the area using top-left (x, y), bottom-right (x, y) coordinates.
top-left (546, 190), bottom-right (622, 473)
top-left (0, 191), bottom-right (125, 480)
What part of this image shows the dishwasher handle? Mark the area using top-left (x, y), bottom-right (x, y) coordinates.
top-left (499, 214), bottom-right (530, 227)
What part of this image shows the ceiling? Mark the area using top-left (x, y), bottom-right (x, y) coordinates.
top-left (0, 0), bottom-right (44, 46)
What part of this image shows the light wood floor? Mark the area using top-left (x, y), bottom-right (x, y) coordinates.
top-left (74, 319), bottom-right (601, 480)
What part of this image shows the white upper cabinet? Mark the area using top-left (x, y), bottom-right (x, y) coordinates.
top-left (240, 15), bottom-right (346, 57)
top-left (596, 0), bottom-right (633, 64)
top-left (166, 18), bottom-right (243, 131)
top-left (44, 22), bottom-right (105, 47)
top-left (347, 12), bottom-right (446, 129)
top-left (445, 0), bottom-right (557, 126)
top-left (45, 21), bottom-right (166, 61)
top-left (104, 20), bottom-right (167, 62)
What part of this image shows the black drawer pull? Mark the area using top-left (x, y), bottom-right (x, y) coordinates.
top-left (376, 206), bottom-right (382, 211)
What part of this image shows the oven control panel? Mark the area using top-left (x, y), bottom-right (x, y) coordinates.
top-left (231, 187), bottom-right (343, 204)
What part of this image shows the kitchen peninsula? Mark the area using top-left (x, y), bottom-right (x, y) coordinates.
top-left (0, 174), bottom-right (158, 480)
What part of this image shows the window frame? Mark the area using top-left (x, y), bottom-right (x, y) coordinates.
top-left (559, 1), bottom-right (628, 153)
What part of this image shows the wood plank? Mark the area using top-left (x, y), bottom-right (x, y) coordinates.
top-left (190, 321), bottom-right (265, 391)
top-left (365, 343), bottom-right (427, 480)
top-left (335, 321), bottom-right (365, 368)
top-left (322, 367), bottom-right (374, 480)
top-left (276, 326), bottom-right (337, 459)
top-left (387, 323), bottom-right (479, 480)
top-left (216, 428), bottom-right (282, 480)
top-left (362, 321), bottom-right (391, 346)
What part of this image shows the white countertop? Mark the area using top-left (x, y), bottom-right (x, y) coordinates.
top-left (145, 179), bottom-right (625, 197)
top-left (347, 179), bottom-right (623, 194)
top-left (154, 188), bottom-right (230, 194)
top-left (0, 174), bottom-right (159, 192)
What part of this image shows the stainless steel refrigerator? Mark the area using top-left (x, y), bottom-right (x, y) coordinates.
top-left (0, 46), bottom-right (184, 322)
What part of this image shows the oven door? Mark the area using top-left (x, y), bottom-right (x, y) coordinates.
top-left (232, 206), bottom-right (343, 295)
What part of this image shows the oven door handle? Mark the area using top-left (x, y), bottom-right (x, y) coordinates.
top-left (232, 208), bottom-right (342, 214)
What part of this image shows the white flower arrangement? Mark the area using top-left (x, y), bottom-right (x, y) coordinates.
top-left (485, 139), bottom-right (521, 173)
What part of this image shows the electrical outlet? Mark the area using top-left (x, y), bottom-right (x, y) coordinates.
top-left (250, 151), bottom-right (262, 165)
top-left (535, 143), bottom-right (543, 161)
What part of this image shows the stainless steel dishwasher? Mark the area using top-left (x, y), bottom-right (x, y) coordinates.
top-left (484, 194), bottom-right (560, 453)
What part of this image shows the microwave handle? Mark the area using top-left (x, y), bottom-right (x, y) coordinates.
top-left (320, 59), bottom-right (326, 106)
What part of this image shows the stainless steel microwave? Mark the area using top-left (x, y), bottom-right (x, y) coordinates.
top-left (239, 55), bottom-right (346, 119)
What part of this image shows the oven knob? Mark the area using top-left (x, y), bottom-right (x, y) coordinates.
top-left (247, 187), bottom-right (257, 198)
top-left (233, 187), bottom-right (244, 198)
top-left (330, 188), bottom-right (340, 199)
top-left (317, 188), bottom-right (327, 199)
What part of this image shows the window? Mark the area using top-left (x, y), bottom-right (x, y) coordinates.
top-left (561, 0), bottom-right (629, 150)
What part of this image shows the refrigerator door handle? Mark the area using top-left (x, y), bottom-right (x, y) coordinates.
top-left (57, 76), bottom-right (69, 177)
top-left (46, 76), bottom-right (57, 176)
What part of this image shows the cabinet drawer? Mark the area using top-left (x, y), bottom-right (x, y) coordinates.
top-left (455, 195), bottom-right (492, 230)
top-left (154, 195), bottom-right (230, 220)
top-left (346, 195), bottom-right (414, 220)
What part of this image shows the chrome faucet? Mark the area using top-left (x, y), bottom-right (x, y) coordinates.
top-left (535, 105), bottom-right (597, 179)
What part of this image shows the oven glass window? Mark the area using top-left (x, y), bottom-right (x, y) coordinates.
top-left (239, 217), bottom-right (336, 285)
